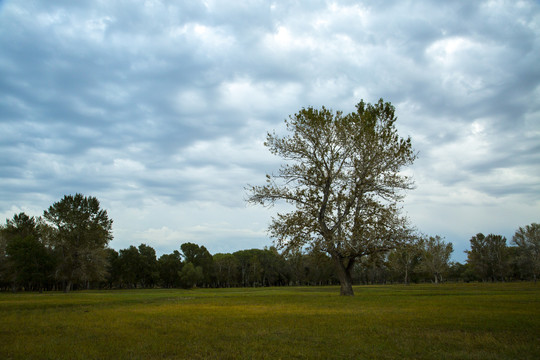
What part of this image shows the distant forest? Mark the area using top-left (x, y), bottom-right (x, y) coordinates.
top-left (1, 195), bottom-right (538, 292)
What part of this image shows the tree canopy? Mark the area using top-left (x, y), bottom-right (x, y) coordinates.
top-left (466, 233), bottom-right (509, 282)
top-left (247, 99), bottom-right (417, 295)
top-left (43, 194), bottom-right (113, 292)
top-left (1, 213), bottom-right (54, 292)
top-left (419, 235), bottom-right (453, 284)
top-left (512, 223), bottom-right (540, 282)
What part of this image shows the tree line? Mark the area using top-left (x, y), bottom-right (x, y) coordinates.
top-left (0, 194), bottom-right (538, 292)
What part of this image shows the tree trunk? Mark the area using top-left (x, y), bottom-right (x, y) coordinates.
top-left (333, 255), bottom-right (355, 296)
top-left (404, 265), bottom-right (409, 285)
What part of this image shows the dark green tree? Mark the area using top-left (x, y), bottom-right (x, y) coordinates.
top-left (257, 247), bottom-right (288, 286)
top-left (3, 213), bottom-right (41, 239)
top-left (179, 262), bottom-right (203, 289)
top-left (466, 233), bottom-right (509, 282)
top-left (117, 245), bottom-right (141, 288)
top-left (137, 244), bottom-right (159, 288)
top-left (213, 253), bottom-right (239, 287)
top-left (180, 243), bottom-right (213, 287)
top-left (0, 228), bottom-right (7, 289)
top-left (247, 99), bottom-right (416, 295)
top-left (446, 262), bottom-right (474, 282)
top-left (233, 249), bottom-right (271, 287)
top-left (43, 194), bottom-right (113, 291)
top-left (303, 247), bottom-right (336, 285)
top-left (105, 248), bottom-right (121, 288)
top-left (284, 249), bottom-right (307, 285)
top-left (512, 223), bottom-right (540, 282)
top-left (5, 236), bottom-right (55, 291)
top-left (116, 244), bottom-right (159, 288)
top-left (158, 251), bottom-right (183, 288)
top-left (1, 213), bottom-right (55, 291)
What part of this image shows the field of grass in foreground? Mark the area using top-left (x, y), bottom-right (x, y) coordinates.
top-left (1, 283), bottom-right (539, 360)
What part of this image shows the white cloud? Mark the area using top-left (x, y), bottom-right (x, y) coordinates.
top-left (108, 199), bottom-right (280, 255)
top-left (217, 77), bottom-right (303, 116)
top-left (112, 158), bottom-right (146, 173)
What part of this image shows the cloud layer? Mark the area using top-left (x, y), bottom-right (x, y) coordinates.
top-left (1, 0), bottom-right (539, 260)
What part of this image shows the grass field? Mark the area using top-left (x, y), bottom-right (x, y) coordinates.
top-left (1, 283), bottom-right (539, 359)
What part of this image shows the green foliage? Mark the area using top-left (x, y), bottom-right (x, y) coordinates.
top-left (158, 251), bottom-right (183, 288)
top-left (178, 262), bottom-right (203, 288)
top-left (43, 194), bottom-right (113, 291)
top-left (5, 235), bottom-right (55, 290)
top-left (419, 235), bottom-right (453, 283)
top-left (447, 262), bottom-right (476, 283)
top-left (466, 233), bottom-right (510, 282)
top-left (117, 246), bottom-right (141, 288)
top-left (114, 244), bottom-right (159, 288)
top-left (1, 213), bottom-right (55, 291)
top-left (137, 244), bottom-right (159, 288)
top-left (213, 253), bottom-right (239, 287)
top-left (0, 284), bottom-right (539, 359)
top-left (285, 247), bottom-right (336, 286)
top-left (231, 248), bottom-right (288, 287)
top-left (387, 241), bottom-right (422, 284)
top-left (105, 248), bottom-right (121, 288)
top-left (354, 252), bottom-right (389, 284)
top-left (4, 212), bottom-right (41, 240)
top-left (248, 99), bottom-right (417, 295)
top-left (0, 231), bottom-right (6, 288)
top-left (512, 223), bottom-right (540, 282)
top-left (180, 242), bottom-right (213, 286)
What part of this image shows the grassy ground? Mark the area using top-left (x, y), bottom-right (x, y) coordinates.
top-left (0, 283), bottom-right (539, 359)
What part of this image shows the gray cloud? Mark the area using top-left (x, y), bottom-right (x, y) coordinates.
top-left (1, 0), bottom-right (539, 260)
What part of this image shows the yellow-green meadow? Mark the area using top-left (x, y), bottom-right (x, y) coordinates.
top-left (1, 283), bottom-right (539, 359)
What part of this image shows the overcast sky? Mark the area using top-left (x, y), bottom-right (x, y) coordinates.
top-left (1, 0), bottom-right (539, 262)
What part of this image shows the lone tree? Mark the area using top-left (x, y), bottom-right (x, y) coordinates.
top-left (43, 194), bottom-right (113, 292)
top-left (247, 99), bottom-right (416, 295)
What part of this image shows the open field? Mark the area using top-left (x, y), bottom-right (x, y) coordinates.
top-left (1, 283), bottom-right (539, 359)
